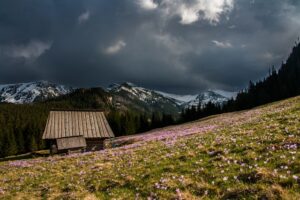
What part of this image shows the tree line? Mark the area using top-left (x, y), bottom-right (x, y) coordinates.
top-left (107, 111), bottom-right (175, 137)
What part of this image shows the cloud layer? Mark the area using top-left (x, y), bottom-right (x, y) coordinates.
top-left (0, 0), bottom-right (299, 93)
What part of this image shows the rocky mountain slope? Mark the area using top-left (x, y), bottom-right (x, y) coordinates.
top-left (0, 81), bottom-right (72, 104)
top-left (108, 82), bottom-right (182, 114)
top-left (109, 82), bottom-right (236, 110)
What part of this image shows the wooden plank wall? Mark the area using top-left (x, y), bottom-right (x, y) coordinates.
top-left (56, 136), bottom-right (86, 150)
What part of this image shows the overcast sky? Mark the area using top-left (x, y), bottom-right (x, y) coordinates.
top-left (0, 0), bottom-right (299, 94)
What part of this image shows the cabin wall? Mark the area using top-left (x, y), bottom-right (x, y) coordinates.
top-left (47, 138), bottom-right (106, 155)
top-left (56, 136), bottom-right (86, 150)
top-left (49, 140), bottom-right (84, 154)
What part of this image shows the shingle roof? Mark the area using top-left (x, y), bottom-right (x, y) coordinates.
top-left (42, 111), bottom-right (114, 139)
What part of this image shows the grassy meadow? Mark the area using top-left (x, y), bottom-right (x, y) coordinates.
top-left (0, 96), bottom-right (299, 199)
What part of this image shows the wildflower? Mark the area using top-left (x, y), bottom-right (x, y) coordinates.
top-left (155, 183), bottom-right (160, 189)
top-left (8, 160), bottom-right (32, 168)
top-left (293, 175), bottom-right (299, 180)
top-left (135, 193), bottom-right (140, 200)
top-left (285, 127), bottom-right (289, 133)
top-left (271, 146), bottom-right (276, 151)
top-left (176, 188), bottom-right (182, 200)
top-left (223, 177), bottom-right (228, 181)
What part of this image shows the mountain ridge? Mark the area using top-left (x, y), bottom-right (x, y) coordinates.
top-left (0, 81), bottom-right (236, 114)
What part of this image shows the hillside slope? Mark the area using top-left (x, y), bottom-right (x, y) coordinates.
top-left (0, 96), bottom-right (299, 199)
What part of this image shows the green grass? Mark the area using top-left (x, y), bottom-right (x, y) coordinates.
top-left (0, 96), bottom-right (299, 199)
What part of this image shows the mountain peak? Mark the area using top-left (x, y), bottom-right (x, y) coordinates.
top-left (107, 82), bottom-right (137, 91)
top-left (122, 82), bottom-right (136, 87)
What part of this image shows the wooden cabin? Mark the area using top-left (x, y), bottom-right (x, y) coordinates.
top-left (42, 110), bottom-right (115, 154)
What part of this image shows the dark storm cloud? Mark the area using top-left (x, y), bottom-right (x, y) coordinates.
top-left (0, 0), bottom-right (299, 93)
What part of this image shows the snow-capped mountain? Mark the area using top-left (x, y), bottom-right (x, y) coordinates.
top-left (0, 81), bottom-right (73, 104)
top-left (108, 82), bottom-right (177, 105)
top-left (108, 82), bottom-right (236, 113)
top-left (108, 82), bottom-right (181, 114)
top-left (0, 80), bottom-right (236, 114)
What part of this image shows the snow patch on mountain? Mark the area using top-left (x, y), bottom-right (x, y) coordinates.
top-left (183, 90), bottom-right (228, 108)
top-left (158, 89), bottom-right (236, 108)
top-left (213, 90), bottom-right (237, 99)
top-left (155, 91), bottom-right (198, 105)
